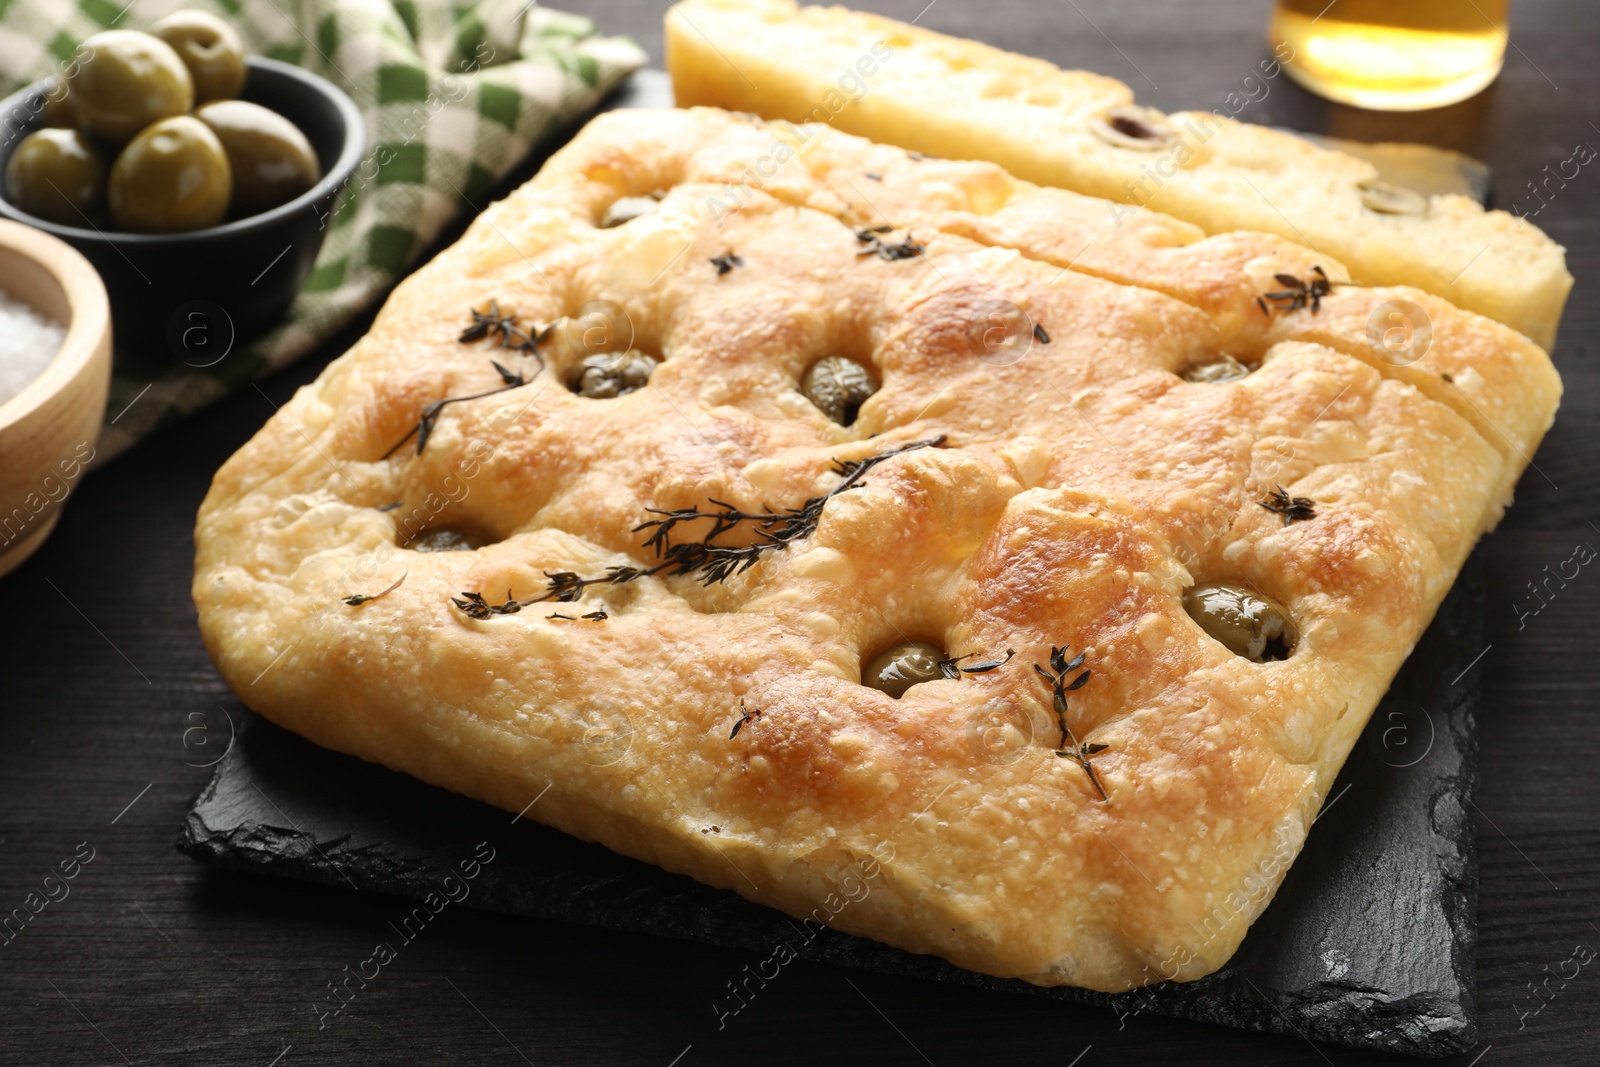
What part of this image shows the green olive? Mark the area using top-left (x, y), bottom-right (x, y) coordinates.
top-left (69, 30), bottom-right (194, 144)
top-left (1182, 582), bottom-right (1296, 661)
top-left (569, 349), bottom-right (657, 398)
top-left (4, 129), bottom-right (107, 225)
top-left (1356, 179), bottom-right (1428, 217)
top-left (108, 116), bottom-right (231, 233)
top-left (1183, 354), bottom-right (1252, 384)
top-left (195, 100), bottom-right (320, 216)
top-left (600, 193), bottom-right (662, 228)
top-left (408, 526), bottom-right (480, 552)
top-left (37, 80), bottom-right (76, 128)
top-left (152, 9), bottom-right (247, 104)
top-left (864, 640), bottom-right (946, 698)
top-left (801, 356), bottom-right (878, 425)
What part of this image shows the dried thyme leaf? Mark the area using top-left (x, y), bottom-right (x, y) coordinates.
top-left (1259, 484), bottom-right (1316, 525)
top-left (1259, 266), bottom-right (1332, 315)
top-left (936, 648), bottom-right (1016, 679)
top-left (341, 572), bottom-right (407, 607)
top-left (729, 698), bottom-right (764, 739)
top-left (1035, 645), bottom-right (1107, 801)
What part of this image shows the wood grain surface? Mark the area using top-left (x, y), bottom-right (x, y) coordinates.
top-left (1, 2), bottom-right (1595, 1064)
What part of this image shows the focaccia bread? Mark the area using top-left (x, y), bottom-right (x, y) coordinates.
top-left (665, 0), bottom-right (1573, 350)
top-left (193, 107), bottom-right (1559, 993)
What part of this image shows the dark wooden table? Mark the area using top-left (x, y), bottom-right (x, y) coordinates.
top-left (2, 2), bottom-right (1594, 1064)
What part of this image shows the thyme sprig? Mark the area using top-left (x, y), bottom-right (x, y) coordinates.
top-left (452, 565), bottom-right (655, 618)
top-left (1256, 266), bottom-right (1332, 316)
top-left (1259, 484), bottom-right (1316, 525)
top-left (384, 302), bottom-right (549, 459)
top-left (459, 299), bottom-right (553, 365)
top-left (729, 699), bottom-right (764, 739)
top-left (938, 648), bottom-right (1015, 679)
top-left (451, 590), bottom-right (524, 618)
top-left (382, 360), bottom-right (529, 459)
top-left (450, 436), bottom-right (947, 618)
top-left (631, 435), bottom-right (947, 585)
top-left (1034, 645), bottom-right (1107, 802)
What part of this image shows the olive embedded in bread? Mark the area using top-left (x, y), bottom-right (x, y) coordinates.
top-left (152, 9), bottom-right (248, 104)
top-left (570, 350), bottom-right (658, 398)
top-left (1182, 354), bottom-right (1252, 384)
top-left (801, 356), bottom-right (878, 425)
top-left (600, 194), bottom-right (662, 228)
top-left (4, 129), bottom-right (107, 225)
top-left (1182, 582), bottom-right (1296, 661)
top-left (1090, 105), bottom-right (1176, 150)
top-left (69, 30), bottom-right (194, 144)
top-left (107, 116), bottom-right (232, 233)
top-left (1356, 179), bottom-right (1429, 217)
top-left (196, 100), bottom-right (321, 215)
top-left (864, 640), bottom-right (945, 698)
top-left (408, 527), bottom-right (480, 552)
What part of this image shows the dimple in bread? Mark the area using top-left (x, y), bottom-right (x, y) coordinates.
top-left (665, 0), bottom-right (1573, 350)
top-left (193, 107), bottom-right (1559, 992)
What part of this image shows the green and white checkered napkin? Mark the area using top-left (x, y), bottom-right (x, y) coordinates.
top-left (0, 0), bottom-right (645, 459)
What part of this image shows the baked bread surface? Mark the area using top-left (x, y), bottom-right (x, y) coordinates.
top-left (665, 0), bottom-right (1573, 349)
top-left (194, 107), bottom-right (1558, 992)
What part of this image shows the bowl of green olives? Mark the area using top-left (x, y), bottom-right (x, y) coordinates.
top-left (0, 12), bottom-right (363, 354)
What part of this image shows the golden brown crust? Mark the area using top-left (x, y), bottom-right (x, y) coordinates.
top-left (194, 107), bottom-right (1556, 992)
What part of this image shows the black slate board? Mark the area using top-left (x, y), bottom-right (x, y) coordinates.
top-left (179, 556), bottom-right (1483, 1058)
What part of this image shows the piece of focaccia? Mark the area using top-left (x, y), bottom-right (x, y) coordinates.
top-left (193, 107), bottom-right (1559, 993)
top-left (665, 0), bottom-right (1573, 350)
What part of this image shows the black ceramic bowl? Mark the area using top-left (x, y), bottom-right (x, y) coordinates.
top-left (0, 57), bottom-right (363, 355)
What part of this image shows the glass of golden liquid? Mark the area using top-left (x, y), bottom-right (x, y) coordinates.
top-left (1269, 0), bottom-right (1510, 110)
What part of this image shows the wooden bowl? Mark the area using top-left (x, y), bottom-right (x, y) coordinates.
top-left (0, 219), bottom-right (111, 578)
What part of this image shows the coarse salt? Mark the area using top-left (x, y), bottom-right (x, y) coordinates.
top-left (0, 288), bottom-right (65, 407)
